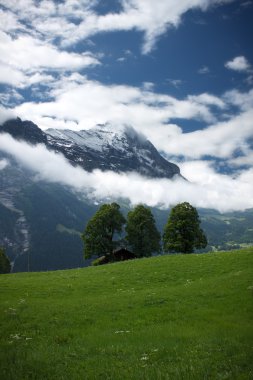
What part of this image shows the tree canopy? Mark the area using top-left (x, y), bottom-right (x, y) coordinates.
top-left (163, 202), bottom-right (207, 253)
top-left (0, 247), bottom-right (11, 274)
top-left (82, 203), bottom-right (125, 259)
top-left (125, 205), bottom-right (161, 257)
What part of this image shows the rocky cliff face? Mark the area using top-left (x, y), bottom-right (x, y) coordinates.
top-left (1, 118), bottom-right (48, 145)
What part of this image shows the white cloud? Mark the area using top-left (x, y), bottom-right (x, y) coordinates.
top-left (0, 106), bottom-right (16, 124)
top-left (60, 0), bottom-right (236, 54)
top-left (8, 77), bottom-right (251, 161)
top-left (0, 89), bottom-right (24, 107)
top-left (142, 82), bottom-right (154, 91)
top-left (0, 32), bottom-right (100, 72)
top-left (225, 56), bottom-right (251, 72)
top-left (0, 133), bottom-right (252, 212)
top-left (167, 79), bottom-right (183, 88)
top-left (1, 0), bottom-right (235, 54)
top-left (188, 93), bottom-right (226, 109)
top-left (12, 76), bottom-right (225, 130)
top-left (0, 158), bottom-right (9, 170)
top-left (0, 62), bottom-right (55, 89)
top-left (0, 1), bottom-right (240, 104)
top-left (229, 151), bottom-right (253, 167)
top-left (0, 3), bottom-right (102, 97)
top-left (198, 66), bottom-right (210, 74)
top-left (223, 88), bottom-right (253, 110)
top-left (0, 8), bottom-right (23, 32)
top-left (0, 64), bottom-right (26, 87)
top-left (161, 108), bottom-right (253, 159)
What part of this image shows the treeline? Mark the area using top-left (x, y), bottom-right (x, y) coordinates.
top-left (0, 202), bottom-right (208, 273)
top-left (82, 202), bottom-right (207, 265)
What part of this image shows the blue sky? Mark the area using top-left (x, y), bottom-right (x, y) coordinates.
top-left (0, 0), bottom-right (253, 211)
top-left (86, 1), bottom-right (253, 95)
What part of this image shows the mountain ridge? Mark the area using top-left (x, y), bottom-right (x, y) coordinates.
top-left (1, 118), bottom-right (181, 179)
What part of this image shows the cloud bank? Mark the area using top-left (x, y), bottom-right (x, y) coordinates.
top-left (1, 0), bottom-right (235, 54)
top-left (0, 30), bottom-right (100, 88)
top-left (11, 78), bottom-right (253, 166)
top-left (0, 133), bottom-right (252, 213)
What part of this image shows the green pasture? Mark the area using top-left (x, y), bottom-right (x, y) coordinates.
top-left (1, 248), bottom-right (253, 379)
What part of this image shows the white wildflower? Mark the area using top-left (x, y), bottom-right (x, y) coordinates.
top-left (10, 334), bottom-right (21, 340)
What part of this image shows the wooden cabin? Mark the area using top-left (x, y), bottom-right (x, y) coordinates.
top-left (92, 248), bottom-right (136, 266)
top-left (112, 248), bottom-right (136, 262)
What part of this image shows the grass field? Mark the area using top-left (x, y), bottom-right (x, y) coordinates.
top-left (1, 248), bottom-right (253, 379)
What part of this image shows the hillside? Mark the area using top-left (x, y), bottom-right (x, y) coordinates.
top-left (1, 248), bottom-right (253, 379)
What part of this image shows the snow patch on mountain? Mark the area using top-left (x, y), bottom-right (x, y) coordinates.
top-left (46, 123), bottom-right (137, 154)
top-left (1, 118), bottom-right (181, 179)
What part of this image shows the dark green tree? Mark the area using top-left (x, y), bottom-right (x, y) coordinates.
top-left (163, 202), bottom-right (207, 253)
top-left (0, 247), bottom-right (11, 274)
top-left (125, 205), bottom-right (161, 257)
top-left (82, 203), bottom-right (125, 259)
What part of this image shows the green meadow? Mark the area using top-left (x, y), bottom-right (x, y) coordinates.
top-left (1, 248), bottom-right (253, 379)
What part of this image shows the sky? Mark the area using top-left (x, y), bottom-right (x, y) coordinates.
top-left (0, 0), bottom-right (253, 212)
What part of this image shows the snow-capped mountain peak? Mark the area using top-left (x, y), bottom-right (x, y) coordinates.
top-left (1, 118), bottom-right (181, 179)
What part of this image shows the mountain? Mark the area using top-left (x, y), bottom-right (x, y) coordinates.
top-left (1, 118), bottom-right (47, 145)
top-left (0, 118), bottom-right (253, 272)
top-left (0, 150), bottom-right (99, 272)
top-left (1, 118), bottom-right (181, 179)
top-left (0, 117), bottom-right (181, 272)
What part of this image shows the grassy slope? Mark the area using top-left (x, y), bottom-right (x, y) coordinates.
top-left (0, 248), bottom-right (253, 380)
